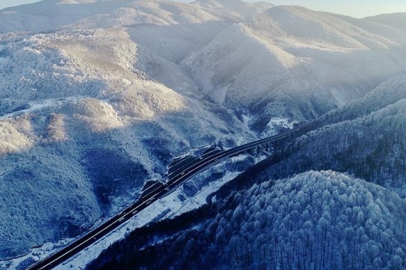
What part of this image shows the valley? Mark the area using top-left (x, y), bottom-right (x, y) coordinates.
top-left (0, 0), bottom-right (405, 269)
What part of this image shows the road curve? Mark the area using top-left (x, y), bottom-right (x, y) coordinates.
top-left (28, 121), bottom-right (315, 270)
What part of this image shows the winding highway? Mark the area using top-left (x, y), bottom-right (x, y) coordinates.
top-left (28, 121), bottom-right (315, 270)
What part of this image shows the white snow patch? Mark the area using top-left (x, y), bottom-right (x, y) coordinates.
top-left (261, 117), bottom-right (297, 137)
top-left (0, 97), bottom-right (81, 121)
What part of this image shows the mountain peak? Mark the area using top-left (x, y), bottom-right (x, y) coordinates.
top-left (193, 0), bottom-right (274, 20)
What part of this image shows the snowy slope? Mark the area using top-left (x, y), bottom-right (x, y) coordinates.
top-left (192, 0), bottom-right (274, 21)
top-left (0, 0), bottom-right (270, 34)
top-left (0, 0), bottom-right (129, 33)
top-left (366, 12), bottom-right (406, 33)
top-left (0, 25), bottom-right (257, 259)
top-left (322, 75), bottom-right (406, 123)
top-left (261, 75), bottom-right (406, 192)
top-left (183, 6), bottom-right (406, 132)
top-left (328, 13), bottom-right (406, 46)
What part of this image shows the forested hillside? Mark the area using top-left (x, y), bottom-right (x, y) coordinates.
top-left (89, 171), bottom-right (406, 270)
top-left (265, 76), bottom-right (406, 190)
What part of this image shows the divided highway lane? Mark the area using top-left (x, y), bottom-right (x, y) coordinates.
top-left (167, 156), bottom-right (201, 179)
top-left (28, 122), bottom-right (314, 270)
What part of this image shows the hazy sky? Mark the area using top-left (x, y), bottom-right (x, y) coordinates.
top-left (0, 0), bottom-right (39, 10)
top-left (0, 0), bottom-right (405, 18)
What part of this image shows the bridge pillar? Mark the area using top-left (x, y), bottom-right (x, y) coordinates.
top-left (257, 145), bottom-right (262, 155)
top-left (247, 148), bottom-right (256, 156)
top-left (265, 142), bottom-right (270, 152)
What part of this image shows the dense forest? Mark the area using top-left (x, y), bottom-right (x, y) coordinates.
top-left (88, 171), bottom-right (406, 270)
top-left (265, 77), bottom-right (406, 189)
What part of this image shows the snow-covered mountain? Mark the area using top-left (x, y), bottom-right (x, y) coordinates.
top-left (1, 0), bottom-right (406, 264)
top-left (366, 12), bottom-right (406, 33)
top-left (0, 0), bottom-right (270, 34)
top-left (0, 27), bottom-right (252, 259)
top-left (193, 0), bottom-right (274, 21)
top-left (183, 6), bottom-right (406, 133)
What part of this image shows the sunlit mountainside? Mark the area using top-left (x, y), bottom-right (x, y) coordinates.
top-left (0, 1), bottom-right (405, 269)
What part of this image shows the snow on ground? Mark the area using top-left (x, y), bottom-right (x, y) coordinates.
top-left (0, 97), bottom-right (81, 120)
top-left (261, 117), bottom-right (297, 137)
